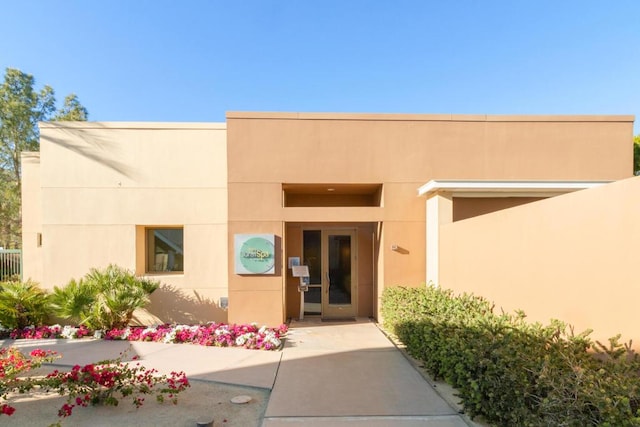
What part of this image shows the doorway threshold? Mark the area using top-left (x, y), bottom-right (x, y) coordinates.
top-left (321, 317), bottom-right (356, 322)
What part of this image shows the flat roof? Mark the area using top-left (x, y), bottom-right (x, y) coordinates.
top-left (418, 180), bottom-right (611, 198)
top-left (227, 111), bottom-right (635, 123)
top-left (39, 122), bottom-right (227, 130)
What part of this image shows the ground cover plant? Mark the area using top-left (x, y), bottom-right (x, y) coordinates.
top-left (381, 286), bottom-right (640, 426)
top-left (2, 322), bottom-right (287, 350)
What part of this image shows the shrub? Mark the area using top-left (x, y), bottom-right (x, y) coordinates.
top-left (381, 286), bottom-right (640, 426)
top-left (0, 280), bottom-right (51, 329)
top-left (51, 265), bottom-right (159, 330)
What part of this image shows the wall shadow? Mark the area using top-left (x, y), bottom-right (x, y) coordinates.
top-left (140, 284), bottom-right (227, 324)
top-left (41, 122), bottom-right (138, 179)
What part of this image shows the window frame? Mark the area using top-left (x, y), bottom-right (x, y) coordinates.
top-left (145, 226), bottom-right (184, 274)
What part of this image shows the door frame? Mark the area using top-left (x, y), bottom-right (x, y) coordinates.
top-left (321, 228), bottom-right (358, 319)
top-left (301, 226), bottom-right (358, 319)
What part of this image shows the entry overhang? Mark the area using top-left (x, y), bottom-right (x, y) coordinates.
top-left (418, 180), bottom-right (611, 198)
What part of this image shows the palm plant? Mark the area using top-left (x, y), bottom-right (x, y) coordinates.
top-left (50, 278), bottom-right (96, 327)
top-left (51, 265), bottom-right (159, 330)
top-left (0, 280), bottom-right (51, 329)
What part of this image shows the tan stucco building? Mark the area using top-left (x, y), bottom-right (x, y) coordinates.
top-left (22, 112), bottom-right (637, 344)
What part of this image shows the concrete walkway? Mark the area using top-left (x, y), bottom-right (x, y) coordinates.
top-left (263, 319), bottom-right (473, 427)
top-left (1, 319), bottom-right (478, 426)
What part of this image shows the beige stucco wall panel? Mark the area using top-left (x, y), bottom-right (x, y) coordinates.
top-left (440, 177), bottom-right (640, 347)
top-left (356, 225), bottom-right (375, 317)
top-left (182, 224), bottom-right (228, 289)
top-left (452, 196), bottom-right (546, 221)
top-left (227, 183), bottom-right (283, 221)
top-left (41, 225), bottom-right (136, 287)
top-left (464, 121), bottom-right (631, 180)
top-left (283, 207), bottom-right (384, 223)
top-left (382, 221), bottom-right (426, 287)
top-left (145, 286), bottom-right (228, 324)
top-left (40, 124), bottom-right (227, 189)
top-left (284, 224), bottom-right (303, 319)
top-left (383, 182), bottom-right (427, 221)
top-left (21, 153), bottom-right (43, 283)
top-left (228, 116), bottom-right (632, 184)
top-left (41, 188), bottom-right (227, 225)
top-left (228, 119), bottom-right (388, 182)
top-left (228, 290), bottom-right (283, 326)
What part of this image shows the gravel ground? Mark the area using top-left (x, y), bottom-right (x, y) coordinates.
top-left (4, 379), bottom-right (268, 427)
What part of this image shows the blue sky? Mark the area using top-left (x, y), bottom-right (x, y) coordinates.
top-left (1, 1), bottom-right (638, 133)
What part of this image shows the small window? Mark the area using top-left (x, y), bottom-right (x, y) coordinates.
top-left (146, 228), bottom-right (184, 273)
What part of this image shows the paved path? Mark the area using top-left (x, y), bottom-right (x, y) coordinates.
top-left (1, 319), bottom-right (479, 426)
top-left (262, 319), bottom-right (474, 427)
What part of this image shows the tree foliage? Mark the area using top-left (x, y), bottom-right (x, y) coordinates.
top-left (54, 93), bottom-right (88, 121)
top-left (0, 68), bottom-right (88, 248)
top-left (634, 135), bottom-right (640, 176)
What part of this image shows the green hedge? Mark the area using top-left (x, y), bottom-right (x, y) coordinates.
top-left (381, 286), bottom-right (640, 426)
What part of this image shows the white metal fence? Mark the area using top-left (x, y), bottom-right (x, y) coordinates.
top-left (0, 249), bottom-right (22, 281)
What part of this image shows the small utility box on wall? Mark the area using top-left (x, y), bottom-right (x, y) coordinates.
top-left (234, 234), bottom-right (276, 275)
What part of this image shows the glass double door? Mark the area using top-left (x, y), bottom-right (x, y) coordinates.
top-left (303, 228), bottom-right (357, 319)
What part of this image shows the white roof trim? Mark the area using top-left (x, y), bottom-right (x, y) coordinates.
top-left (418, 180), bottom-right (610, 197)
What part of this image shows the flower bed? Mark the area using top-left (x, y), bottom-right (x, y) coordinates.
top-left (1, 346), bottom-right (190, 422)
top-left (1, 323), bottom-right (288, 351)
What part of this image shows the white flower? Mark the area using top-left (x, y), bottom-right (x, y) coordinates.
top-left (235, 332), bottom-right (256, 346)
top-left (61, 325), bottom-right (78, 339)
top-left (163, 329), bottom-right (177, 343)
top-left (262, 331), bottom-right (281, 348)
top-left (215, 326), bottom-right (230, 336)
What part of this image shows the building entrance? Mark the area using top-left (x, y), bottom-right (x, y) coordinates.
top-left (302, 228), bottom-right (357, 319)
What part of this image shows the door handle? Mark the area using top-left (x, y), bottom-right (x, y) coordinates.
top-left (325, 271), bottom-right (330, 293)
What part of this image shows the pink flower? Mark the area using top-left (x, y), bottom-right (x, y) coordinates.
top-left (29, 349), bottom-right (47, 358)
top-left (1, 404), bottom-right (16, 416)
top-left (58, 403), bottom-right (74, 417)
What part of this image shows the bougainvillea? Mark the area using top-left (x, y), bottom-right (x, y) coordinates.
top-left (1, 347), bottom-right (189, 422)
top-left (0, 347), bottom-right (58, 418)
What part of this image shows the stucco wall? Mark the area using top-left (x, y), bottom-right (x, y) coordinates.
top-left (439, 176), bottom-right (640, 347)
top-left (32, 122), bottom-right (229, 323)
top-left (21, 152), bottom-right (43, 283)
top-left (226, 112), bottom-right (633, 324)
top-left (23, 113), bottom-right (634, 327)
top-left (453, 196), bottom-right (546, 221)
